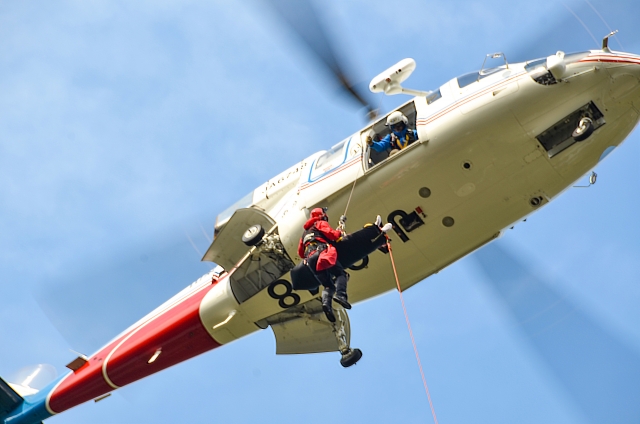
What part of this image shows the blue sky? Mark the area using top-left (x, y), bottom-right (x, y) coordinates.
top-left (1, 0), bottom-right (640, 423)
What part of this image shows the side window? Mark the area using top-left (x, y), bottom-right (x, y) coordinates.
top-left (315, 140), bottom-right (346, 171)
top-left (308, 138), bottom-right (349, 182)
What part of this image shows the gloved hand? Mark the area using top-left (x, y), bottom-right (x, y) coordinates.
top-left (366, 136), bottom-right (374, 146)
top-left (375, 215), bottom-right (382, 227)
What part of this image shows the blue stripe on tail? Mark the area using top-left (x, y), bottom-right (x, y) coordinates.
top-left (1, 376), bottom-right (60, 424)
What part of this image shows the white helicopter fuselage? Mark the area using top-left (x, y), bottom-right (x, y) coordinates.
top-left (233, 49), bottom-right (640, 307)
top-left (12, 49), bottom-right (640, 423)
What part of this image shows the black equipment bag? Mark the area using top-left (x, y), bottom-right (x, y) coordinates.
top-left (291, 225), bottom-right (387, 291)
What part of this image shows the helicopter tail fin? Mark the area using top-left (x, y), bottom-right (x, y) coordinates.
top-left (0, 376), bottom-right (24, 420)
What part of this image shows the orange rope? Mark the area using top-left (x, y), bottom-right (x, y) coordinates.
top-left (387, 240), bottom-right (439, 424)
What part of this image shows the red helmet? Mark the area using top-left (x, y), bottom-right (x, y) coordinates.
top-left (310, 207), bottom-right (328, 221)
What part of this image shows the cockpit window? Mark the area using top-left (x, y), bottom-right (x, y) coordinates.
top-left (524, 58), bottom-right (546, 72)
top-left (426, 89), bottom-right (442, 105)
top-left (563, 51), bottom-right (590, 64)
top-left (457, 66), bottom-right (505, 88)
top-left (525, 57), bottom-right (556, 85)
top-left (525, 51), bottom-right (591, 86)
top-left (526, 52), bottom-right (590, 71)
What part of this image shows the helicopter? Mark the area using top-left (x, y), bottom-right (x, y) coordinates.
top-left (2, 1), bottom-right (640, 423)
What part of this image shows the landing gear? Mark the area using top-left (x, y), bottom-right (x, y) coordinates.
top-left (323, 304), bottom-right (336, 323)
top-left (340, 348), bottom-right (363, 368)
top-left (241, 224), bottom-right (265, 246)
top-left (271, 301), bottom-right (362, 367)
top-left (572, 117), bottom-right (594, 142)
top-left (331, 308), bottom-right (363, 368)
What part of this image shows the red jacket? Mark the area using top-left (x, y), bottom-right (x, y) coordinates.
top-left (297, 216), bottom-right (342, 259)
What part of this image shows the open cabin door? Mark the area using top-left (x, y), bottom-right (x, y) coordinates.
top-left (269, 304), bottom-right (351, 354)
top-left (202, 208), bottom-right (295, 304)
top-left (363, 100), bottom-right (419, 169)
top-left (202, 208), bottom-right (276, 270)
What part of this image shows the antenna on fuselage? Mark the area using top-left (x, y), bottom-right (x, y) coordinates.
top-left (602, 30), bottom-right (619, 53)
top-left (369, 58), bottom-right (430, 98)
top-left (573, 171), bottom-right (597, 188)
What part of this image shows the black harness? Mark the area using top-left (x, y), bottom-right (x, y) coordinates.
top-left (301, 225), bottom-right (331, 258)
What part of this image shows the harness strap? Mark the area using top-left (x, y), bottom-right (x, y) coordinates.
top-left (390, 131), bottom-right (416, 150)
top-left (302, 225), bottom-right (331, 258)
top-left (304, 241), bottom-right (327, 258)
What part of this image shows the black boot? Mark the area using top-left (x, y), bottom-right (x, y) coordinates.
top-left (322, 287), bottom-right (336, 322)
top-left (333, 272), bottom-right (351, 310)
top-left (333, 292), bottom-right (351, 310)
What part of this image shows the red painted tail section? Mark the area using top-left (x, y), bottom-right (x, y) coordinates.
top-left (48, 281), bottom-right (221, 414)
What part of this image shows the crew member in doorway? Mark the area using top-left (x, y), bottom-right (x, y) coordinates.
top-left (298, 207), bottom-right (350, 323)
top-left (367, 111), bottom-right (418, 155)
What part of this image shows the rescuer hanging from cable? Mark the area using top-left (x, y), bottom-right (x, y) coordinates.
top-left (297, 207), bottom-right (350, 322)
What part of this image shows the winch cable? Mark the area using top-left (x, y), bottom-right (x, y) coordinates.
top-left (387, 239), bottom-right (439, 424)
top-left (338, 176), bottom-right (358, 231)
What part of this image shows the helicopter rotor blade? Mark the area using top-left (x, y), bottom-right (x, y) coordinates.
top-left (34, 224), bottom-right (214, 354)
top-left (472, 241), bottom-right (640, 423)
top-left (506, 0), bottom-right (640, 63)
top-left (265, 0), bottom-right (378, 120)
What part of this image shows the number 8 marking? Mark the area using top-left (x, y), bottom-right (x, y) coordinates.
top-left (267, 280), bottom-right (301, 309)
